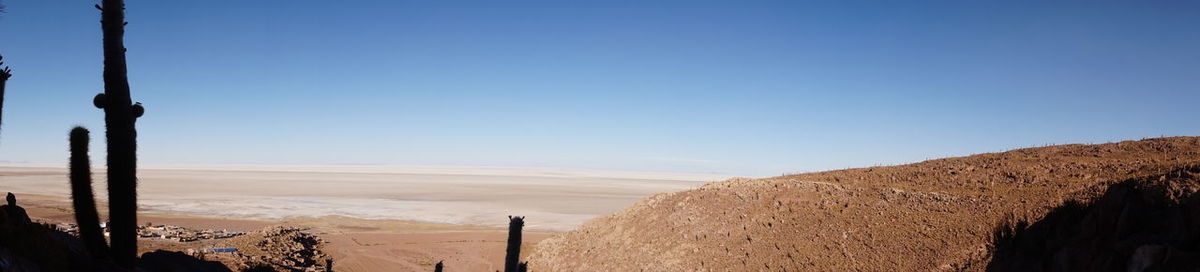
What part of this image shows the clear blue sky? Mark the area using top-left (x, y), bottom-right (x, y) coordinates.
top-left (0, 1), bottom-right (1197, 176)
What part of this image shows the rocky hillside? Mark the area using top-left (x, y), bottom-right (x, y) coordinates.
top-left (204, 226), bottom-right (331, 271)
top-left (529, 137), bottom-right (1200, 271)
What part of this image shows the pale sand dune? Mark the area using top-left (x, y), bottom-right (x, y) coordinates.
top-left (0, 163), bottom-right (731, 231)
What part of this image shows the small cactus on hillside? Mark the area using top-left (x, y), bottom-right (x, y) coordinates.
top-left (69, 127), bottom-right (108, 258)
top-left (504, 215), bottom-right (525, 272)
top-left (434, 260), bottom-right (443, 272)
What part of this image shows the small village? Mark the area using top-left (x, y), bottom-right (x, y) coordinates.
top-left (49, 220), bottom-right (330, 271)
top-left (56, 222), bottom-right (246, 243)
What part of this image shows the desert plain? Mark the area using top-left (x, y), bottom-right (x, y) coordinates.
top-left (0, 163), bottom-right (731, 271)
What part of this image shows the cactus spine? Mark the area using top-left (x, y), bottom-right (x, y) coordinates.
top-left (504, 216), bottom-right (524, 272)
top-left (95, 0), bottom-right (145, 267)
top-left (69, 127), bottom-right (108, 259)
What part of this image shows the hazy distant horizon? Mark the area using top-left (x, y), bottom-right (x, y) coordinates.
top-left (0, 162), bottom-right (743, 180)
top-left (2, 134), bottom-right (1190, 178)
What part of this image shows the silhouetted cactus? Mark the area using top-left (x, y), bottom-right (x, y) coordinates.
top-left (69, 127), bottom-right (108, 259)
top-left (504, 215), bottom-right (524, 272)
top-left (518, 261), bottom-right (527, 272)
top-left (0, 54), bottom-right (11, 138)
top-left (95, 0), bottom-right (145, 267)
top-left (434, 260), bottom-right (443, 272)
top-left (2, 192), bottom-right (30, 223)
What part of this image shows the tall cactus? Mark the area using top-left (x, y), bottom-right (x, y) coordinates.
top-left (69, 127), bottom-right (108, 259)
top-left (0, 54), bottom-right (11, 137)
top-left (504, 216), bottom-right (524, 272)
top-left (95, 0), bottom-right (145, 267)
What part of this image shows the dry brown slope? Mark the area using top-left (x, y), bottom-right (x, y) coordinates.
top-left (529, 137), bottom-right (1200, 271)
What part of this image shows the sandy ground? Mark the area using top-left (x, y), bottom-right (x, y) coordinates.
top-left (0, 164), bottom-right (730, 271)
top-left (15, 194), bottom-right (553, 271)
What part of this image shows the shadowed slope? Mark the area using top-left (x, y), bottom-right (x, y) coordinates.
top-left (988, 168), bottom-right (1200, 271)
top-left (530, 137), bottom-right (1200, 271)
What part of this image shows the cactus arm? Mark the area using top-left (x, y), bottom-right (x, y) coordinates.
top-left (0, 54), bottom-right (10, 139)
top-left (69, 127), bottom-right (110, 259)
